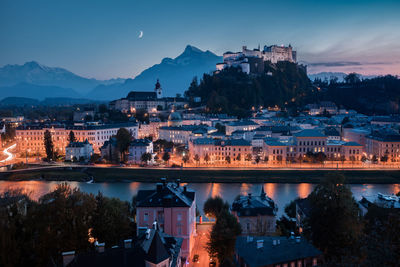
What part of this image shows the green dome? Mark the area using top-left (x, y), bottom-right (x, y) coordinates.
top-left (168, 112), bottom-right (182, 122)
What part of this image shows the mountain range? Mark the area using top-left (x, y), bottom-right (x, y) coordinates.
top-left (308, 72), bottom-right (376, 82)
top-left (0, 45), bottom-right (222, 101)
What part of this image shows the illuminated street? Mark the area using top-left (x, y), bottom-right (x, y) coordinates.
top-left (190, 224), bottom-right (212, 267)
top-left (0, 144), bottom-right (16, 163)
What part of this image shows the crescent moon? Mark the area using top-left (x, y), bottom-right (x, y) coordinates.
top-left (139, 31), bottom-right (143, 38)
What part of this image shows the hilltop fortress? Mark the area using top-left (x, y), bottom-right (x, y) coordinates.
top-left (216, 44), bottom-right (297, 74)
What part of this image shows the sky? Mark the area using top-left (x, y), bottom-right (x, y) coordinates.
top-left (0, 0), bottom-right (399, 79)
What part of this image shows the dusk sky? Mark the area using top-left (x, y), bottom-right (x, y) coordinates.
top-left (1, 0), bottom-right (399, 79)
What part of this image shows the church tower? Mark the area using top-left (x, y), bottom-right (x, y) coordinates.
top-left (154, 79), bottom-right (162, 99)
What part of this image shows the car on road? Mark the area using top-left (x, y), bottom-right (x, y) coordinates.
top-left (192, 254), bottom-right (199, 263)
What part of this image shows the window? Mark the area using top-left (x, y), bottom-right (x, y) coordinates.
top-left (177, 213), bottom-right (182, 221)
top-left (144, 212), bottom-right (149, 222)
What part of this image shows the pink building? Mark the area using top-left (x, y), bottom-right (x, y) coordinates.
top-left (136, 181), bottom-right (196, 261)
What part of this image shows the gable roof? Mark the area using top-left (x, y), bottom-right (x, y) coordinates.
top-left (235, 236), bottom-right (321, 267)
top-left (136, 183), bottom-right (195, 208)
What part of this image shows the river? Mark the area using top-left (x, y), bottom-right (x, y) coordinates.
top-left (0, 181), bottom-right (399, 216)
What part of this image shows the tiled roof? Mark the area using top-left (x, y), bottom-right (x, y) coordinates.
top-left (294, 129), bottom-right (326, 138)
top-left (344, 141), bottom-right (362, 146)
top-left (130, 139), bottom-right (152, 147)
top-left (235, 235), bottom-right (322, 267)
top-left (228, 120), bottom-right (259, 126)
top-left (232, 191), bottom-right (277, 217)
top-left (136, 183), bottom-right (195, 208)
top-left (68, 228), bottom-right (182, 267)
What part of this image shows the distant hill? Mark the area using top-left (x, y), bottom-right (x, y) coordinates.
top-left (87, 45), bottom-right (222, 100)
top-left (0, 97), bottom-right (40, 107)
top-left (308, 72), bottom-right (376, 82)
top-left (0, 96), bottom-right (101, 107)
top-left (0, 61), bottom-right (125, 95)
top-left (0, 82), bottom-right (83, 100)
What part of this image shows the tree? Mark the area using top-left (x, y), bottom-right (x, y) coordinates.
top-left (140, 152), bottom-right (152, 164)
top-left (68, 130), bottom-right (76, 143)
top-left (245, 153), bottom-right (252, 162)
top-left (236, 154), bottom-right (241, 161)
top-left (98, 104), bottom-right (108, 114)
top-left (225, 156), bottom-right (231, 164)
top-left (162, 152), bottom-right (170, 165)
top-left (255, 155), bottom-right (261, 165)
top-left (203, 196), bottom-right (229, 218)
top-left (194, 154), bottom-right (200, 165)
top-left (116, 128), bottom-right (132, 162)
top-left (91, 192), bottom-right (133, 248)
top-left (306, 173), bottom-right (362, 263)
top-left (204, 154), bottom-right (210, 164)
top-left (206, 209), bottom-right (242, 263)
top-left (344, 72), bottom-right (361, 84)
top-left (182, 154), bottom-right (190, 164)
top-left (43, 130), bottom-right (54, 161)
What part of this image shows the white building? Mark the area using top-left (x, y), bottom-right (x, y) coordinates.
top-left (128, 139), bottom-right (154, 164)
top-left (65, 140), bottom-right (94, 162)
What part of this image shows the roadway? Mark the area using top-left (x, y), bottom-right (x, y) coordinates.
top-left (0, 144), bottom-right (16, 163)
top-left (190, 224), bottom-right (212, 267)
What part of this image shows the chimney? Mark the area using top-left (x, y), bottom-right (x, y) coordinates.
top-left (62, 251), bottom-right (75, 267)
top-left (96, 242), bottom-right (105, 253)
top-left (256, 240), bottom-right (264, 249)
top-left (145, 229), bottom-right (151, 239)
top-left (124, 239), bottom-right (132, 249)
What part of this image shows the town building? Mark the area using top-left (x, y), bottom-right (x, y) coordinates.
top-left (158, 125), bottom-right (215, 145)
top-left (109, 80), bottom-right (187, 113)
top-left (188, 138), bottom-right (252, 164)
top-left (235, 235), bottom-right (322, 267)
top-left (128, 139), bottom-right (154, 164)
top-left (358, 193), bottom-right (400, 216)
top-left (225, 120), bottom-right (259, 135)
top-left (64, 225), bottom-right (182, 267)
top-left (65, 140), bottom-right (94, 162)
top-left (100, 137), bottom-right (120, 162)
top-left (136, 181), bottom-right (196, 260)
top-left (15, 122), bottom-right (138, 155)
top-left (365, 130), bottom-right (400, 161)
top-left (231, 188), bottom-right (277, 235)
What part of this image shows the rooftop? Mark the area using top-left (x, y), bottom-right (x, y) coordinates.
top-left (294, 129), bottom-right (326, 138)
top-left (235, 235), bottom-right (321, 267)
top-left (136, 182), bottom-right (195, 208)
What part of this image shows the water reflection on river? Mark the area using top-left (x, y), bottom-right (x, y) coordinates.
top-left (0, 181), bottom-right (399, 217)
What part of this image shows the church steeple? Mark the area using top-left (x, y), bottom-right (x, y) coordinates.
top-left (154, 79), bottom-right (162, 99)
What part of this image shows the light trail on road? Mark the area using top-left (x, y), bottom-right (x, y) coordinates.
top-left (0, 143), bottom-right (16, 163)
